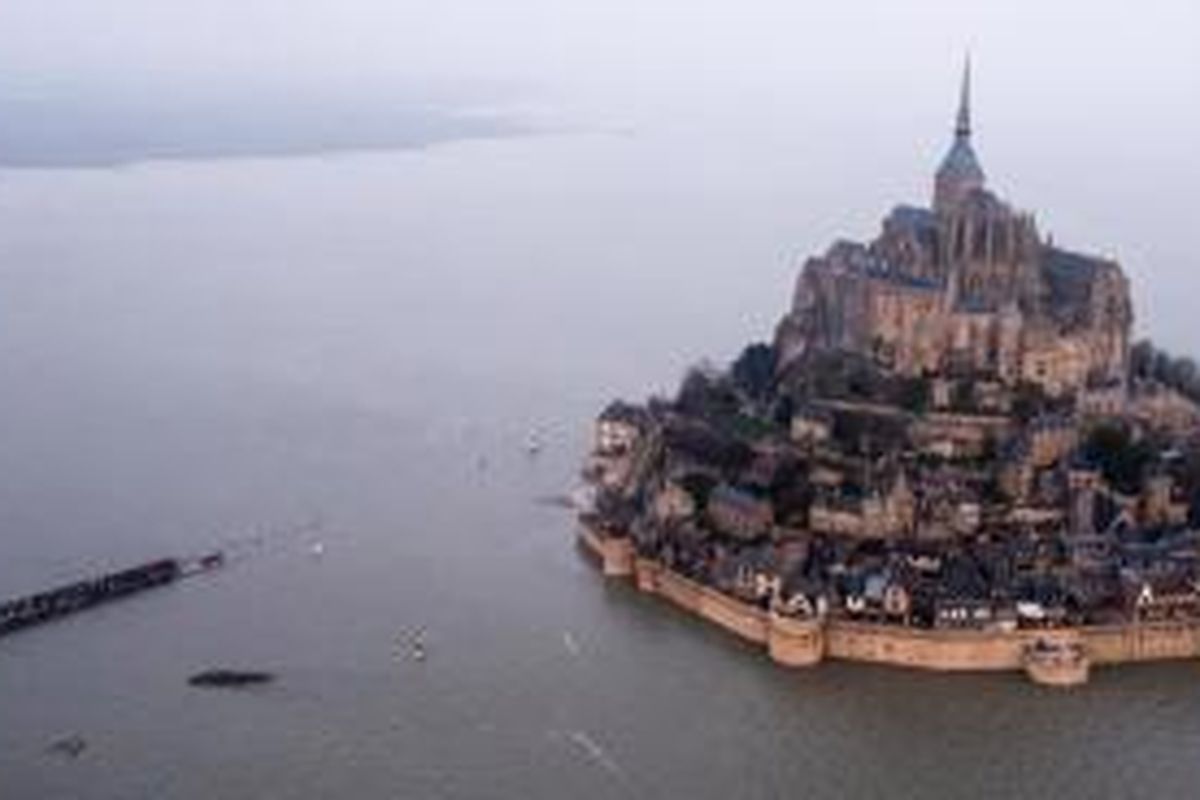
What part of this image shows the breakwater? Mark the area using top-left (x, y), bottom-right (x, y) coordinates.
top-left (0, 558), bottom-right (183, 638)
top-left (578, 525), bottom-right (1200, 686)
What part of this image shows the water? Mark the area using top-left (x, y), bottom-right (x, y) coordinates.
top-left (1, 135), bottom-right (1199, 799)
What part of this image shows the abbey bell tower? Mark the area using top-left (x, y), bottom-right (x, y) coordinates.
top-left (934, 59), bottom-right (986, 213)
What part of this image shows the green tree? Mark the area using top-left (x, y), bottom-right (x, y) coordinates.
top-left (676, 368), bottom-right (739, 419)
top-left (1130, 339), bottom-right (1155, 380)
top-left (1081, 422), bottom-right (1155, 495)
top-left (731, 342), bottom-right (776, 402)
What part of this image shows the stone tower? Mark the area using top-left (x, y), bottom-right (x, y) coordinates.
top-left (933, 58), bottom-right (986, 213)
top-left (932, 59), bottom-right (1041, 318)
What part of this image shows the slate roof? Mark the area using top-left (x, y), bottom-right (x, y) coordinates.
top-left (599, 400), bottom-right (652, 429)
top-left (937, 136), bottom-right (986, 188)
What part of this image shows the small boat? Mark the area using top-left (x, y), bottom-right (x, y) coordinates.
top-left (397, 627), bottom-right (428, 662)
top-left (179, 551), bottom-right (226, 577)
top-left (199, 552), bottom-right (225, 571)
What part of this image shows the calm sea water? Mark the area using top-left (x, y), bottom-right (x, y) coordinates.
top-left (1, 135), bottom-right (1199, 799)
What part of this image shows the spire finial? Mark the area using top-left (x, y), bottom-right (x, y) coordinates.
top-left (956, 54), bottom-right (972, 139)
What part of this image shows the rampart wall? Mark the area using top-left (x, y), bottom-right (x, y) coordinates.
top-left (579, 524), bottom-right (1200, 685)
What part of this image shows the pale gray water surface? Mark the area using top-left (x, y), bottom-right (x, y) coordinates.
top-left (1, 135), bottom-right (1200, 799)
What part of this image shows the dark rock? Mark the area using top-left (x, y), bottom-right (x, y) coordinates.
top-left (187, 669), bottom-right (275, 689)
top-left (46, 735), bottom-right (87, 759)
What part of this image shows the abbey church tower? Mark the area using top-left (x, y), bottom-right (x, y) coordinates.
top-left (933, 59), bottom-right (986, 214)
top-left (932, 60), bottom-right (1041, 317)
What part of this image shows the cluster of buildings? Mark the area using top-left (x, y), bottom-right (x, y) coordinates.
top-left (585, 390), bottom-right (1200, 632)
top-left (581, 65), bottom-right (1200, 635)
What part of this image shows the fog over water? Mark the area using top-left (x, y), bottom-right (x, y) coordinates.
top-left (0, 2), bottom-right (1199, 798)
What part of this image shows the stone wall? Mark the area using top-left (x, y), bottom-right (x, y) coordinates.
top-left (647, 562), bottom-right (770, 644)
top-left (1082, 622), bottom-right (1200, 664)
top-left (578, 526), bottom-right (1200, 682)
top-left (767, 614), bottom-right (826, 666)
top-left (823, 621), bottom-right (1024, 670)
top-left (578, 526), bottom-right (633, 577)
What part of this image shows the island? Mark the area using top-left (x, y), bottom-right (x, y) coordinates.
top-left (577, 63), bottom-right (1200, 687)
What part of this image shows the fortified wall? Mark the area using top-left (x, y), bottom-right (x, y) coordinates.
top-left (579, 525), bottom-right (1200, 687)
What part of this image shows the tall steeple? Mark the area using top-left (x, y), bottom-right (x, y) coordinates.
top-left (934, 56), bottom-right (985, 212)
top-left (956, 55), bottom-right (972, 139)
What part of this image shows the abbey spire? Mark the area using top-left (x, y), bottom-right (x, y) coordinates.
top-left (934, 57), bottom-right (986, 212)
top-left (956, 56), bottom-right (972, 138)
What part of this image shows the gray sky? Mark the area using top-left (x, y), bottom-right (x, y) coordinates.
top-left (2, 1), bottom-right (1195, 102)
top-left (0, 0), bottom-right (1197, 345)
top-left (1, 1), bottom-right (1195, 171)
top-left (3, 1), bottom-right (1196, 162)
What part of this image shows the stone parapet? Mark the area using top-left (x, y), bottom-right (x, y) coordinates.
top-left (767, 614), bottom-right (826, 667)
top-left (577, 525), bottom-right (634, 577)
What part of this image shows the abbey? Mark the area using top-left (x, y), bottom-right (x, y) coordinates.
top-left (774, 63), bottom-right (1132, 397)
top-left (578, 66), bottom-right (1200, 686)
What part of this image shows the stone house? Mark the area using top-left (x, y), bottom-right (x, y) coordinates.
top-left (1067, 464), bottom-right (1103, 536)
top-left (911, 413), bottom-right (1008, 460)
top-left (707, 485), bottom-right (774, 541)
top-left (808, 469), bottom-right (915, 540)
top-left (790, 405), bottom-right (833, 445)
top-left (1140, 472), bottom-right (1189, 529)
top-left (933, 596), bottom-right (994, 628)
top-left (652, 480), bottom-right (697, 524)
top-left (714, 546), bottom-right (779, 603)
top-left (587, 402), bottom-right (654, 490)
top-left (1125, 573), bottom-right (1200, 620)
top-left (998, 440), bottom-right (1035, 501)
top-left (742, 443), bottom-right (791, 491)
top-left (1020, 336), bottom-right (1090, 397)
top-left (883, 581), bottom-right (913, 619)
top-left (1129, 384), bottom-right (1200, 433)
top-left (1077, 383), bottom-right (1127, 418)
top-left (594, 401), bottom-right (651, 456)
top-left (931, 378), bottom-right (954, 410)
top-left (953, 501), bottom-right (982, 535)
top-left (776, 571), bottom-right (826, 618)
top-left (973, 380), bottom-right (1012, 414)
top-left (808, 463), bottom-right (845, 488)
top-left (1026, 414), bottom-right (1078, 468)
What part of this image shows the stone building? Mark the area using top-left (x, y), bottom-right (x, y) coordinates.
top-left (652, 480), bottom-right (697, 524)
top-left (808, 468), bottom-right (915, 539)
top-left (790, 404), bottom-right (833, 445)
top-left (1140, 472), bottom-right (1189, 529)
top-left (1026, 414), bottom-right (1078, 468)
top-left (586, 401), bottom-right (656, 491)
top-left (594, 401), bottom-right (651, 455)
top-left (776, 62), bottom-right (1132, 398)
top-left (1067, 463), bottom-right (1103, 537)
top-left (707, 485), bottom-right (774, 541)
